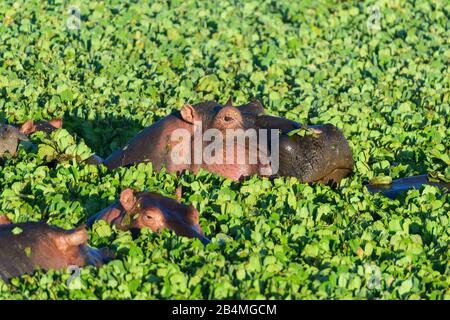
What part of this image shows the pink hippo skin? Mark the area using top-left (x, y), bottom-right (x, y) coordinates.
top-left (101, 98), bottom-right (354, 183)
top-left (19, 118), bottom-right (63, 135)
top-left (87, 188), bottom-right (210, 244)
top-left (0, 215), bottom-right (11, 225)
top-left (0, 222), bottom-right (113, 281)
top-left (102, 99), bottom-right (273, 180)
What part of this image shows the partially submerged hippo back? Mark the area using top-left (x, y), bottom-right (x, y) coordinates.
top-left (0, 222), bottom-right (112, 281)
top-left (367, 174), bottom-right (450, 199)
top-left (87, 188), bottom-right (209, 244)
top-left (277, 124), bottom-right (354, 184)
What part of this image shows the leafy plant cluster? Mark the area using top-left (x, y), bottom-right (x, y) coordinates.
top-left (0, 0), bottom-right (448, 299)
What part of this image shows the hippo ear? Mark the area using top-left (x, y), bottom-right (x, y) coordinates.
top-left (237, 100), bottom-right (265, 115)
top-left (225, 96), bottom-right (233, 107)
top-left (48, 118), bottom-right (63, 129)
top-left (19, 120), bottom-right (36, 135)
top-left (175, 186), bottom-right (182, 202)
top-left (180, 104), bottom-right (197, 124)
top-left (186, 204), bottom-right (200, 225)
top-left (120, 188), bottom-right (137, 212)
top-left (56, 227), bottom-right (88, 251)
top-left (249, 100), bottom-right (265, 114)
top-left (0, 215), bottom-right (11, 225)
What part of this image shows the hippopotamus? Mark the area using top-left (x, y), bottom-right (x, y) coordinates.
top-left (99, 98), bottom-right (354, 183)
top-left (0, 119), bottom-right (62, 158)
top-left (0, 215), bottom-right (10, 225)
top-left (366, 174), bottom-right (450, 199)
top-left (19, 118), bottom-right (63, 135)
top-left (0, 123), bottom-right (29, 157)
top-left (100, 99), bottom-right (268, 179)
top-left (275, 124), bottom-right (354, 183)
top-left (0, 222), bottom-right (112, 281)
top-left (87, 188), bottom-right (209, 244)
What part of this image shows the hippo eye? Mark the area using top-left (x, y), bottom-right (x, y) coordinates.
top-left (143, 212), bottom-right (154, 221)
top-left (224, 115), bottom-right (233, 122)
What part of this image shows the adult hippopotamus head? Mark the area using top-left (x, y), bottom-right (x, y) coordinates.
top-left (0, 118), bottom-right (63, 158)
top-left (0, 123), bottom-right (29, 157)
top-left (87, 188), bottom-right (210, 244)
top-left (102, 98), bottom-right (271, 179)
top-left (0, 222), bottom-right (112, 281)
top-left (245, 105), bottom-right (354, 183)
top-left (101, 98), bottom-right (354, 183)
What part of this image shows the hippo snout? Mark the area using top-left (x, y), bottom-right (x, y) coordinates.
top-left (277, 124), bottom-right (354, 184)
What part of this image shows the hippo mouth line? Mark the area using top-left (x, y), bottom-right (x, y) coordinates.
top-left (312, 167), bottom-right (354, 184)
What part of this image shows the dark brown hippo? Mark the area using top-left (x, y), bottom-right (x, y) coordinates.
top-left (100, 98), bottom-right (354, 183)
top-left (0, 222), bottom-right (112, 281)
top-left (0, 123), bottom-right (29, 157)
top-left (19, 118), bottom-right (63, 135)
top-left (0, 118), bottom-right (62, 158)
top-left (276, 125), bottom-right (354, 184)
top-left (87, 188), bottom-right (209, 244)
top-left (366, 174), bottom-right (450, 199)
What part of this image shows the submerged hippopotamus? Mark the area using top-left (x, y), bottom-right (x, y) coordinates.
top-left (0, 124), bottom-right (29, 157)
top-left (367, 174), bottom-right (450, 199)
top-left (19, 118), bottom-right (63, 135)
top-left (0, 119), bottom-right (62, 158)
top-left (87, 188), bottom-right (209, 244)
top-left (0, 222), bottom-right (112, 281)
top-left (99, 98), bottom-right (354, 183)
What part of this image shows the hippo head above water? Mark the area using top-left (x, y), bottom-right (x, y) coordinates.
top-left (87, 188), bottom-right (209, 244)
top-left (102, 98), bottom-right (271, 180)
top-left (0, 222), bottom-right (112, 281)
top-left (0, 124), bottom-right (29, 157)
top-left (19, 118), bottom-right (63, 135)
top-left (101, 98), bottom-right (354, 184)
top-left (0, 118), bottom-right (63, 158)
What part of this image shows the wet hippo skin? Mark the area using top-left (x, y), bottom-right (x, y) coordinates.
top-left (87, 188), bottom-right (210, 244)
top-left (0, 119), bottom-right (62, 158)
top-left (101, 99), bottom-right (275, 180)
top-left (101, 98), bottom-right (354, 183)
top-left (366, 174), bottom-right (450, 199)
top-left (0, 222), bottom-right (112, 281)
top-left (276, 124), bottom-right (354, 184)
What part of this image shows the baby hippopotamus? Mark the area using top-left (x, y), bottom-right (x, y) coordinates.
top-left (0, 222), bottom-right (112, 281)
top-left (0, 118), bottom-right (62, 158)
top-left (87, 188), bottom-right (210, 244)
